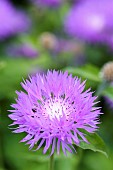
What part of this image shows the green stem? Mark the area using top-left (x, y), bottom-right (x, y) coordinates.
top-left (95, 81), bottom-right (109, 97)
top-left (49, 154), bottom-right (54, 170)
top-left (0, 127), bottom-right (5, 169)
top-left (76, 148), bottom-right (84, 170)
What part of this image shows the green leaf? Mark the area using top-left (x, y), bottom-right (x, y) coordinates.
top-left (0, 58), bottom-right (32, 99)
top-left (0, 61), bottom-right (7, 71)
top-left (4, 132), bottom-right (49, 170)
top-left (77, 132), bottom-right (108, 157)
top-left (0, 56), bottom-right (53, 99)
top-left (102, 86), bottom-right (113, 100)
top-left (64, 64), bottom-right (101, 82)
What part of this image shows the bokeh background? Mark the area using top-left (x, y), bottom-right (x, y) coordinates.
top-left (0, 0), bottom-right (113, 170)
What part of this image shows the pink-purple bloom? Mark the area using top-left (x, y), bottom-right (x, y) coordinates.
top-left (7, 43), bottom-right (39, 58)
top-left (104, 96), bottom-right (113, 110)
top-left (31, 0), bottom-right (62, 7)
top-left (107, 35), bottom-right (113, 50)
top-left (9, 70), bottom-right (101, 155)
top-left (64, 0), bottom-right (113, 44)
top-left (0, 0), bottom-right (31, 39)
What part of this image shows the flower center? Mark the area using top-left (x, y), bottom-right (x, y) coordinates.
top-left (42, 97), bottom-right (71, 120)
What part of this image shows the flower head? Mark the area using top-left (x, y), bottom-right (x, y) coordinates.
top-left (9, 70), bottom-right (101, 155)
top-left (64, 0), bottom-right (113, 44)
top-left (0, 0), bottom-right (31, 39)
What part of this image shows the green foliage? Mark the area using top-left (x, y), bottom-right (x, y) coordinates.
top-left (102, 86), bottom-right (113, 100)
top-left (64, 64), bottom-right (101, 82)
top-left (0, 56), bottom-right (53, 99)
top-left (78, 131), bottom-right (108, 158)
top-left (0, 58), bottom-right (32, 99)
top-left (81, 152), bottom-right (113, 170)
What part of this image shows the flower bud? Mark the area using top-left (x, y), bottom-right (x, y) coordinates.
top-left (100, 61), bottom-right (113, 82)
top-left (40, 32), bottom-right (58, 50)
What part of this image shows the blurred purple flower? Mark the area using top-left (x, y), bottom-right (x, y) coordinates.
top-left (64, 0), bottom-right (113, 44)
top-left (55, 39), bottom-right (86, 66)
top-left (7, 43), bottom-right (39, 58)
top-left (107, 35), bottom-right (113, 50)
top-left (104, 96), bottom-right (113, 110)
top-left (31, 0), bottom-right (62, 7)
top-left (0, 0), bottom-right (31, 39)
top-left (57, 39), bottom-right (84, 54)
top-left (9, 70), bottom-right (101, 155)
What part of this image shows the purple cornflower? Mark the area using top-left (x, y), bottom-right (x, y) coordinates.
top-left (31, 0), bottom-right (62, 7)
top-left (9, 70), bottom-right (101, 155)
top-left (7, 43), bottom-right (39, 58)
top-left (64, 0), bottom-right (113, 43)
top-left (0, 0), bottom-right (30, 39)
